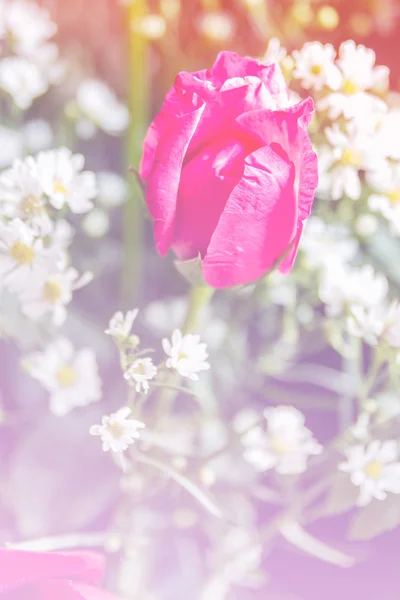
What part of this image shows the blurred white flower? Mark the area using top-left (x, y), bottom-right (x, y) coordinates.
top-left (90, 406), bottom-right (145, 452)
top-left (318, 90), bottom-right (387, 123)
top-left (347, 301), bottom-right (400, 347)
top-left (35, 147), bottom-right (97, 213)
top-left (0, 218), bottom-right (58, 291)
top-left (0, 57), bottom-right (48, 109)
top-left (368, 163), bottom-right (400, 232)
top-left (197, 11), bottom-right (235, 42)
top-left (301, 217), bottom-right (358, 269)
top-left (0, 156), bottom-right (51, 235)
top-left (124, 357), bottom-right (157, 394)
top-left (337, 40), bottom-right (389, 94)
top-left (82, 209), bottom-right (109, 238)
top-left (320, 123), bottom-right (385, 201)
top-left (0, 127), bottom-right (22, 168)
top-left (76, 79), bottom-right (129, 136)
top-left (373, 108), bottom-right (400, 161)
top-left (263, 37), bottom-right (287, 64)
top-left (242, 405), bottom-right (322, 474)
top-left (339, 440), bottom-right (400, 506)
top-left (105, 309), bottom-right (139, 340)
top-left (19, 266), bottom-right (92, 326)
top-left (320, 264), bottom-right (388, 317)
top-left (292, 42), bottom-right (341, 91)
top-left (97, 171), bottom-right (127, 208)
top-left (0, 0), bottom-right (56, 55)
top-left (162, 329), bottom-right (210, 380)
top-left (346, 305), bottom-right (386, 346)
top-left (132, 14), bottom-right (167, 39)
top-left (23, 337), bottom-right (102, 415)
top-left (23, 119), bottom-right (53, 153)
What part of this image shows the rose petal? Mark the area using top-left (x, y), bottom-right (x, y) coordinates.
top-left (0, 550), bottom-right (104, 593)
top-left (202, 144), bottom-right (296, 288)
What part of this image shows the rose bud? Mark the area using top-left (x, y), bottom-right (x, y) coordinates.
top-left (140, 51), bottom-right (318, 288)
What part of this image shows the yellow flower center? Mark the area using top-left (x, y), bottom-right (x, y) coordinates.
top-left (342, 148), bottom-right (362, 167)
top-left (43, 280), bottom-right (62, 303)
top-left (9, 241), bottom-right (35, 264)
top-left (364, 460), bottom-right (384, 479)
top-left (269, 436), bottom-right (292, 455)
top-left (178, 352), bottom-right (187, 361)
top-left (21, 195), bottom-right (43, 216)
top-left (53, 180), bottom-right (68, 196)
top-left (57, 365), bottom-right (77, 387)
top-left (387, 190), bottom-right (400, 205)
top-left (343, 79), bottom-right (360, 95)
top-left (109, 422), bottom-right (125, 439)
top-left (311, 64), bottom-right (323, 76)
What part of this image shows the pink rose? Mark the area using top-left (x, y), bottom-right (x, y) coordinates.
top-left (0, 548), bottom-right (118, 599)
top-left (140, 51), bottom-right (318, 288)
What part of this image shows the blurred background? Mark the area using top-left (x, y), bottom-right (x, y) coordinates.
top-left (1, 1), bottom-right (400, 599)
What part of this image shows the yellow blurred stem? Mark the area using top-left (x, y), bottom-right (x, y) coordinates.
top-left (123, 0), bottom-right (149, 305)
top-left (182, 285), bottom-right (215, 334)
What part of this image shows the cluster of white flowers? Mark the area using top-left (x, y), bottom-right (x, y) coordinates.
top-left (0, 0), bottom-right (64, 109)
top-left (91, 310), bottom-right (210, 459)
top-left (0, 148), bottom-right (96, 327)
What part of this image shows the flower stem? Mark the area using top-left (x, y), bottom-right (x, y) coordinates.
top-left (122, 0), bottom-right (149, 305)
top-left (182, 285), bottom-right (214, 334)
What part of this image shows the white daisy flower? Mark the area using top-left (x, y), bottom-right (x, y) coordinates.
top-left (124, 357), bottom-right (157, 394)
top-left (339, 440), bottom-right (400, 506)
top-left (292, 41), bottom-right (342, 91)
top-left (19, 266), bottom-right (92, 326)
top-left (105, 309), bottom-right (139, 341)
top-left (23, 337), bottom-right (102, 416)
top-left (90, 406), bottom-right (145, 453)
top-left (76, 79), bottom-right (129, 137)
top-left (317, 90), bottom-right (387, 123)
top-left (35, 147), bottom-right (97, 213)
top-left (368, 163), bottom-right (400, 231)
top-left (0, 156), bottom-right (51, 235)
top-left (337, 40), bottom-right (389, 94)
top-left (241, 405), bottom-right (322, 475)
top-left (0, 56), bottom-right (48, 110)
top-left (263, 37), bottom-right (287, 64)
top-left (0, 218), bottom-right (58, 291)
top-left (162, 329), bottom-right (210, 380)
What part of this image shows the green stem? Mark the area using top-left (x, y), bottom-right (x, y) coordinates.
top-left (122, 1), bottom-right (149, 305)
top-left (182, 285), bottom-right (214, 334)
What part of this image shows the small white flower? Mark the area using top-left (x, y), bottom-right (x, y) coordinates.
top-left (23, 119), bottom-right (53, 153)
top-left (124, 357), bottom-right (157, 394)
top-left (35, 147), bottom-right (97, 213)
top-left (347, 301), bottom-right (400, 347)
top-left (242, 405), bottom-right (322, 475)
top-left (0, 57), bottom-right (48, 109)
top-left (292, 41), bottom-right (341, 91)
top-left (0, 156), bottom-right (51, 235)
top-left (19, 266), bottom-right (92, 326)
top-left (0, 218), bottom-right (59, 291)
top-left (162, 329), bottom-right (210, 380)
top-left (346, 305), bottom-right (385, 346)
top-left (76, 79), bottom-right (129, 136)
top-left (105, 309), bottom-right (139, 340)
top-left (263, 37), bottom-right (287, 64)
top-left (23, 337), bottom-right (102, 416)
top-left (339, 440), bottom-right (400, 506)
top-left (317, 90), bottom-right (387, 123)
top-left (82, 209), bottom-right (109, 238)
top-left (0, 126), bottom-right (22, 168)
top-left (337, 40), bottom-right (389, 94)
top-left (367, 163), bottom-right (400, 232)
top-left (90, 406), bottom-right (145, 453)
